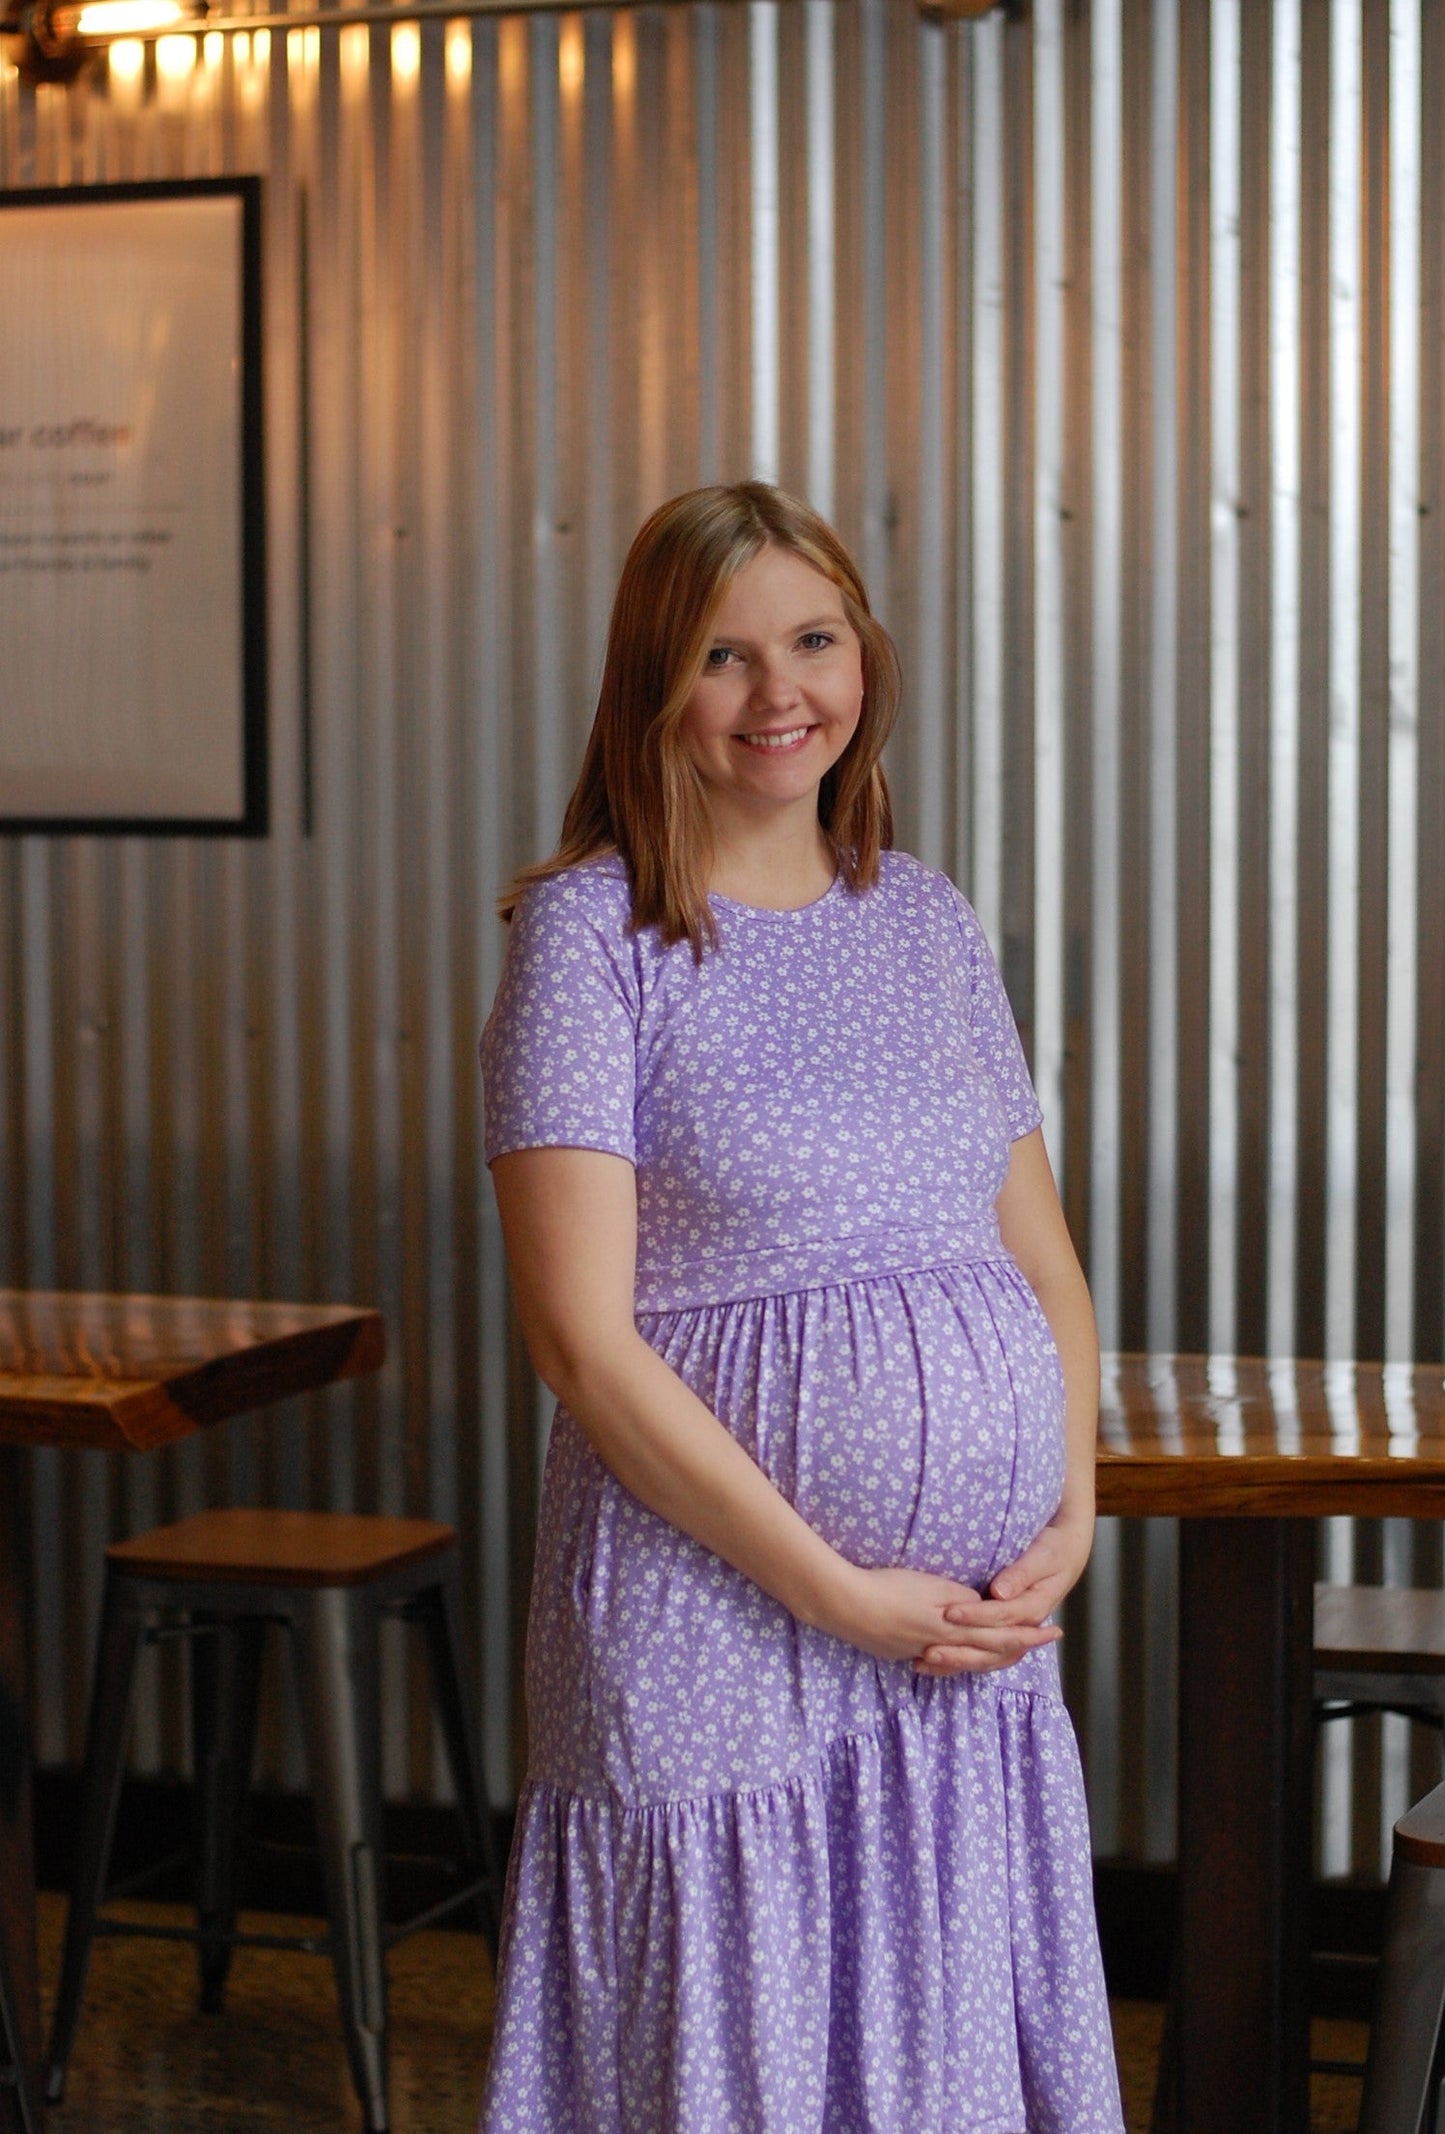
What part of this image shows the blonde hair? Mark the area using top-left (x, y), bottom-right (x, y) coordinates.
top-left (500, 481), bottom-right (900, 958)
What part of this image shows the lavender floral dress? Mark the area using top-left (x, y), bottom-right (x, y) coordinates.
top-left (479, 849), bottom-right (1122, 2134)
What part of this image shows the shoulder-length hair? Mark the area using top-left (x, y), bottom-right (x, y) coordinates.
top-left (499, 481), bottom-right (900, 959)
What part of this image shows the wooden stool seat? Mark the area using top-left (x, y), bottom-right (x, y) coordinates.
top-left (108, 1509), bottom-right (455, 1586)
top-left (1394, 1783), bottom-right (1445, 1872)
top-left (1314, 1582), bottom-right (1445, 1674)
top-left (1314, 1582), bottom-right (1445, 1765)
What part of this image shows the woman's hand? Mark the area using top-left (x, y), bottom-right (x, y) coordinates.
top-left (902, 1125), bottom-right (1104, 1682)
top-left (988, 1505), bottom-right (1095, 1616)
top-left (827, 1562), bottom-right (1064, 1673)
top-left (911, 1509), bottom-right (1093, 1677)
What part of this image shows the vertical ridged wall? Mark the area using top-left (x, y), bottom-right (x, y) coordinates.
top-left (1, 0), bottom-right (1441, 1876)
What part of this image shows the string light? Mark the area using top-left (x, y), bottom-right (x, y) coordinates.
top-left (390, 17), bottom-right (417, 79)
top-left (340, 20), bottom-right (367, 83)
top-left (444, 18), bottom-right (468, 86)
top-left (155, 30), bottom-right (193, 76)
top-left (558, 15), bottom-right (582, 97)
top-left (107, 33), bottom-right (143, 78)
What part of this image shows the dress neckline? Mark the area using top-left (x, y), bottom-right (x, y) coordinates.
top-left (706, 872), bottom-right (845, 919)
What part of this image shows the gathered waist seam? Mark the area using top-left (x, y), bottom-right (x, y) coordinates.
top-left (634, 1247), bottom-right (1021, 1317)
top-left (524, 1674), bottom-right (1067, 1821)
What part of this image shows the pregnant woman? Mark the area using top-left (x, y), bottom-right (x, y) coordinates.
top-left (479, 482), bottom-right (1123, 2133)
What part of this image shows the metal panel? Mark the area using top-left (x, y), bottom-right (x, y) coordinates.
top-left (1208, 0), bottom-right (1240, 1356)
top-left (1089, 0), bottom-right (1123, 1357)
top-left (1147, 0), bottom-right (1180, 1356)
top-left (1268, 0), bottom-right (1302, 1360)
top-left (2, 0), bottom-right (1442, 1880)
top-left (1385, 0), bottom-right (1420, 1368)
top-left (749, 0), bottom-right (779, 479)
top-left (1031, 0), bottom-right (1066, 1170)
top-left (1327, 0), bottom-right (1363, 1364)
top-left (967, 8), bottom-right (1004, 948)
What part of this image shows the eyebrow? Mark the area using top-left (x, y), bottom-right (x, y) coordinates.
top-left (709, 612), bottom-right (848, 641)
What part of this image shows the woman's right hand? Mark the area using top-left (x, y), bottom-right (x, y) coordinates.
top-left (825, 1563), bottom-right (1064, 1673)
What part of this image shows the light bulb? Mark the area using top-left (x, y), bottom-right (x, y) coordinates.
top-left (107, 34), bottom-right (144, 79)
top-left (155, 32), bottom-right (194, 78)
top-left (391, 21), bottom-right (419, 82)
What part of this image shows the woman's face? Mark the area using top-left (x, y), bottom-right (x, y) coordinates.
top-left (676, 545), bottom-right (864, 833)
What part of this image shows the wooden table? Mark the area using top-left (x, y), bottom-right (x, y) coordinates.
top-left (0, 1290), bottom-right (385, 2133)
top-left (1096, 1351), bottom-right (1445, 2134)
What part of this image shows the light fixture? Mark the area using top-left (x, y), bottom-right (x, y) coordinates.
top-left (0, 0), bottom-right (695, 92)
top-left (0, 0), bottom-right (88, 82)
top-left (0, 0), bottom-right (199, 84)
top-left (79, 0), bottom-right (185, 29)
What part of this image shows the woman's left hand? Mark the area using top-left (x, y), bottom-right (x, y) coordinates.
top-left (909, 1126), bottom-right (1104, 1683)
top-left (912, 1509), bottom-right (1095, 1677)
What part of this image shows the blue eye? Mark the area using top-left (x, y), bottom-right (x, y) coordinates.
top-left (704, 646), bottom-right (734, 669)
top-left (799, 632), bottom-right (834, 652)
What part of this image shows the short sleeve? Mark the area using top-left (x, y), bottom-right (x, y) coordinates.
top-left (946, 885), bottom-right (1043, 1142)
top-left (481, 873), bottom-right (639, 1165)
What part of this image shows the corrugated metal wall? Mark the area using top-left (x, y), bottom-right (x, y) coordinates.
top-left (2, 0), bottom-right (1442, 1877)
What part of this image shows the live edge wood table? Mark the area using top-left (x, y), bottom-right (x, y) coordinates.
top-left (1096, 1351), bottom-right (1445, 2134)
top-left (0, 1290), bottom-right (385, 2133)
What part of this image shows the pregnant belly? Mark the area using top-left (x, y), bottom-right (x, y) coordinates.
top-left (641, 1258), bottom-right (1066, 1594)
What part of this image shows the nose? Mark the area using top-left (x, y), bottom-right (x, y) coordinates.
top-left (749, 657), bottom-right (800, 713)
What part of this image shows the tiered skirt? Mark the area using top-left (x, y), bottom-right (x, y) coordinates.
top-left (481, 1260), bottom-right (1123, 2134)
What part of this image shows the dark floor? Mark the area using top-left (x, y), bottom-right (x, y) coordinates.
top-left (32, 1894), bottom-right (1368, 2133)
top-left (1108, 2001), bottom-right (1368, 2134)
top-left (37, 1894), bottom-right (491, 2132)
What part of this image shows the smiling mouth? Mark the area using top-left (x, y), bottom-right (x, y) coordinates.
top-left (736, 726), bottom-right (816, 752)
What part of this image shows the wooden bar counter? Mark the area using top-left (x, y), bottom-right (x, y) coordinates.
top-left (0, 1290), bottom-right (384, 2131)
top-left (1096, 1352), bottom-right (1445, 2134)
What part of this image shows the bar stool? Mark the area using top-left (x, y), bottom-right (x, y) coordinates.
top-left (1356, 1777), bottom-right (1445, 2132)
top-left (0, 1932), bottom-right (40, 2134)
top-left (1152, 1583), bottom-right (1445, 2128)
top-left (1315, 1582), bottom-right (1445, 1768)
top-left (45, 1509), bottom-right (503, 2134)
top-left (1307, 1582), bottom-right (1445, 2105)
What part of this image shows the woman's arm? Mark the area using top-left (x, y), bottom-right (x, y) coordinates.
top-left (917, 1125), bottom-right (1099, 1673)
top-left (492, 1143), bottom-right (1062, 1673)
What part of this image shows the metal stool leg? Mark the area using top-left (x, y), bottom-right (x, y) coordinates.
top-left (0, 1911), bottom-right (41, 2134)
top-left (191, 1616), bottom-right (265, 2014)
top-left (291, 1586), bottom-right (389, 2134)
top-left (1358, 1780), bottom-right (1445, 2134)
top-left (45, 1571), bottom-right (146, 2104)
top-left (409, 1567), bottom-right (502, 1954)
top-left (1149, 1964), bottom-right (1180, 2134)
top-left (0, 1673), bottom-right (40, 2134)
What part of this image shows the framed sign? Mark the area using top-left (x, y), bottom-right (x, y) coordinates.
top-left (0, 176), bottom-right (266, 835)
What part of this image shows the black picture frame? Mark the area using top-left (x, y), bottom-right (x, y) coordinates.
top-left (0, 174), bottom-right (267, 837)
